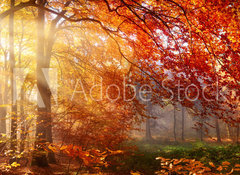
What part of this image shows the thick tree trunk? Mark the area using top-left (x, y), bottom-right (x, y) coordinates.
top-left (9, 0), bottom-right (17, 151)
top-left (215, 117), bottom-right (221, 143)
top-left (35, 1), bottom-right (72, 164)
top-left (43, 12), bottom-right (63, 165)
top-left (31, 0), bottom-right (71, 164)
top-left (181, 106), bottom-right (185, 141)
top-left (32, 0), bottom-right (49, 167)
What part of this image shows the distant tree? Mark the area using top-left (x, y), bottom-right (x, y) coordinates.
top-left (215, 117), bottom-right (221, 143)
top-left (181, 106), bottom-right (185, 141)
top-left (9, 0), bottom-right (17, 151)
top-left (173, 105), bottom-right (177, 142)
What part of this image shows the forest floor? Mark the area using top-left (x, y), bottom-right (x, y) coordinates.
top-left (0, 140), bottom-right (239, 174)
top-left (107, 140), bottom-right (240, 174)
top-left (0, 163), bottom-right (112, 175)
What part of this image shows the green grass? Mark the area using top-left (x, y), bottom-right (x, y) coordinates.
top-left (106, 141), bottom-right (240, 174)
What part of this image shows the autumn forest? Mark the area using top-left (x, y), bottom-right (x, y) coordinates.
top-left (0, 0), bottom-right (240, 174)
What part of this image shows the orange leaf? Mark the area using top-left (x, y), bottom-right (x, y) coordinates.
top-left (209, 162), bottom-right (215, 167)
top-left (222, 161), bottom-right (231, 166)
top-left (217, 166), bottom-right (223, 171)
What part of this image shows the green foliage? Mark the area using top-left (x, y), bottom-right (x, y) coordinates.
top-left (106, 151), bottom-right (160, 175)
top-left (106, 141), bottom-right (240, 174)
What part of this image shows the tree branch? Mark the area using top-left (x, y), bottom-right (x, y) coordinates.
top-left (0, 0), bottom-right (36, 21)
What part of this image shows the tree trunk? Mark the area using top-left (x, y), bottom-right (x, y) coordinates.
top-left (0, 43), bottom-right (7, 136)
top-left (0, 32), bottom-right (8, 137)
top-left (35, 1), bottom-right (72, 164)
top-left (9, 0), bottom-right (17, 151)
top-left (181, 106), bottom-right (185, 141)
top-left (31, 0), bottom-right (70, 164)
top-left (145, 100), bottom-right (152, 141)
top-left (227, 124), bottom-right (234, 142)
top-left (3, 34), bottom-right (8, 120)
top-left (18, 19), bottom-right (26, 153)
top-left (32, 0), bottom-right (49, 167)
top-left (0, 12), bottom-right (9, 136)
top-left (20, 87), bottom-right (26, 152)
top-left (146, 117), bottom-right (152, 141)
top-left (215, 117), bottom-right (221, 143)
top-left (236, 123), bottom-right (239, 144)
top-left (42, 10), bottom-right (67, 164)
top-left (226, 123), bottom-right (230, 140)
top-left (173, 105), bottom-right (177, 142)
top-left (0, 93), bottom-right (6, 151)
top-left (0, 93), bottom-right (6, 134)
top-left (200, 120), bottom-right (203, 142)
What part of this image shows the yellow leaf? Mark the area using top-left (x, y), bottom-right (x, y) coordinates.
top-left (11, 162), bottom-right (20, 167)
top-left (60, 145), bottom-right (68, 150)
top-left (48, 145), bottom-right (57, 152)
top-left (1, 133), bottom-right (6, 137)
top-left (6, 165), bottom-right (11, 169)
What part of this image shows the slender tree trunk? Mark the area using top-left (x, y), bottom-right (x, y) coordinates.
top-left (0, 31), bottom-right (7, 135)
top-left (215, 117), bottom-right (221, 143)
top-left (0, 92), bottom-right (6, 151)
top-left (181, 106), bottom-right (185, 141)
top-left (0, 93), bottom-right (6, 134)
top-left (196, 117), bottom-right (204, 142)
top-left (18, 19), bottom-right (26, 153)
top-left (146, 117), bottom-right (152, 141)
top-left (20, 87), bottom-right (25, 152)
top-left (9, 0), bottom-right (17, 151)
top-left (145, 100), bottom-right (152, 141)
top-left (200, 120), bottom-right (203, 142)
top-left (227, 124), bottom-right (234, 142)
top-left (173, 105), bottom-right (177, 142)
top-left (236, 123), bottom-right (239, 144)
top-left (3, 42), bottom-right (8, 114)
top-left (226, 123), bottom-right (230, 140)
